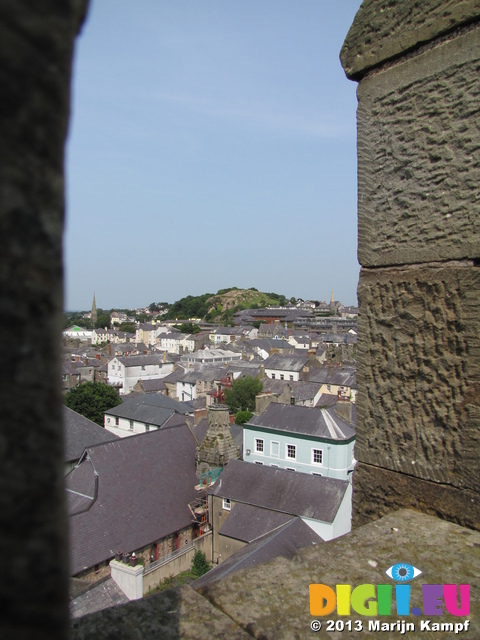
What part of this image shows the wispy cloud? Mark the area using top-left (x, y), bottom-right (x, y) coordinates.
top-left (151, 92), bottom-right (354, 139)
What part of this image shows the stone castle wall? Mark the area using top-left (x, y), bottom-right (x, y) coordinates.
top-left (341, 0), bottom-right (480, 529)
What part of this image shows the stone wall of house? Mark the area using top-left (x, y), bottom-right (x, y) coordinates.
top-left (340, 0), bottom-right (480, 529)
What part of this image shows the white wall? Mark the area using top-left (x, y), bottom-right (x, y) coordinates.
top-left (265, 368), bottom-right (299, 381)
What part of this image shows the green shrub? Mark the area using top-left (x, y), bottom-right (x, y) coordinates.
top-left (191, 550), bottom-right (211, 578)
top-left (235, 410), bottom-right (253, 425)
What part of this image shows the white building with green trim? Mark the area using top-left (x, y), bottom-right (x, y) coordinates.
top-left (243, 403), bottom-right (355, 481)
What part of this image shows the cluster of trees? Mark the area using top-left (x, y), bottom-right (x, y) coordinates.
top-left (265, 292), bottom-right (288, 306)
top-left (165, 293), bottom-right (214, 321)
top-left (64, 382), bottom-right (122, 425)
top-left (117, 322), bottom-right (137, 333)
top-left (224, 376), bottom-right (263, 418)
top-left (173, 322), bottom-right (201, 334)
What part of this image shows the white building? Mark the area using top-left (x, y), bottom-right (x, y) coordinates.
top-left (107, 354), bottom-right (174, 395)
top-left (63, 326), bottom-right (93, 342)
top-left (263, 353), bottom-right (309, 382)
top-left (104, 394), bottom-right (191, 437)
top-left (181, 348), bottom-right (243, 367)
top-left (243, 403), bottom-right (356, 481)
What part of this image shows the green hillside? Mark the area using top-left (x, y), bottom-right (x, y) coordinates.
top-left (164, 287), bottom-right (289, 325)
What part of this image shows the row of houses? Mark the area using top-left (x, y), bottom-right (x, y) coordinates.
top-left (66, 396), bottom-right (356, 599)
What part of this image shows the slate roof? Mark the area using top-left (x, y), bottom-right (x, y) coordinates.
top-left (178, 371), bottom-right (202, 384)
top-left (70, 577), bottom-right (129, 619)
top-left (247, 403), bottom-right (355, 441)
top-left (228, 424), bottom-right (243, 452)
top-left (209, 459), bottom-right (349, 523)
top-left (307, 366), bottom-right (357, 388)
top-left (138, 378), bottom-right (167, 392)
top-left (219, 503), bottom-right (294, 543)
top-left (116, 354), bottom-right (171, 367)
top-left (62, 362), bottom-right (80, 376)
top-left (64, 406), bottom-right (119, 463)
top-left (229, 363), bottom-right (263, 378)
top-left (66, 426), bottom-right (200, 575)
top-left (182, 349), bottom-right (241, 361)
top-left (193, 418), bottom-right (209, 445)
top-left (193, 517), bottom-right (323, 589)
top-left (316, 393), bottom-right (339, 408)
top-left (250, 338), bottom-right (292, 353)
top-left (260, 379), bottom-right (290, 395)
top-left (104, 394), bottom-right (192, 427)
top-left (263, 353), bottom-right (309, 372)
top-left (160, 367), bottom-right (188, 384)
top-left (290, 381), bottom-right (322, 402)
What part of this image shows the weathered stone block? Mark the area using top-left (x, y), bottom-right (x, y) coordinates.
top-left (341, 0), bottom-right (480, 79)
top-left (356, 25), bottom-right (480, 267)
top-left (71, 585), bottom-right (251, 640)
top-left (356, 264), bottom-right (480, 497)
top-left (353, 462), bottom-right (480, 530)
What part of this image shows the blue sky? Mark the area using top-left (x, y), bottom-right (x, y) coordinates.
top-left (65, 0), bottom-right (363, 311)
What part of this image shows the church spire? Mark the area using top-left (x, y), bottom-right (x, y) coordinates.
top-left (91, 293), bottom-right (97, 329)
top-left (330, 290), bottom-right (335, 303)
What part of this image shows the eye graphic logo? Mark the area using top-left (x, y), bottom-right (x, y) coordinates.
top-left (310, 561), bottom-right (470, 618)
top-left (385, 563), bottom-right (422, 582)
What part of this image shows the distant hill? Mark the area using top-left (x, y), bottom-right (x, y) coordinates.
top-left (164, 288), bottom-right (289, 325)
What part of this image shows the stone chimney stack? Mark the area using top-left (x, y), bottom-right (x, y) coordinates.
top-left (196, 405), bottom-right (239, 480)
top-left (335, 395), bottom-right (353, 424)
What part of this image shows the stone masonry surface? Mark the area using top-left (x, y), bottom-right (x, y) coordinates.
top-left (357, 26), bottom-right (480, 267)
top-left (340, 0), bottom-right (480, 79)
top-left (344, 0), bottom-right (480, 529)
top-left (352, 462), bottom-right (479, 530)
top-left (356, 264), bottom-right (480, 492)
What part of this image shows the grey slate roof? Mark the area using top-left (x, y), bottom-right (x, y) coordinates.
top-left (116, 354), bottom-right (172, 367)
top-left (263, 353), bottom-right (309, 372)
top-left (70, 577), bottom-right (129, 619)
top-left (260, 379), bottom-right (291, 395)
top-left (219, 503), bottom-right (294, 543)
top-left (138, 378), bottom-right (167, 392)
top-left (193, 418), bottom-right (209, 445)
top-left (209, 459), bottom-right (349, 523)
top-left (104, 394), bottom-right (192, 427)
top-left (316, 393), bottom-right (339, 408)
top-left (307, 366), bottom-right (357, 388)
top-left (63, 406), bottom-right (119, 463)
top-left (290, 381), bottom-right (322, 402)
top-left (193, 517), bottom-right (323, 589)
top-left (66, 425), bottom-right (200, 575)
top-left (250, 338), bottom-right (292, 353)
top-left (160, 367), bottom-right (188, 384)
top-left (247, 403), bottom-right (355, 441)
